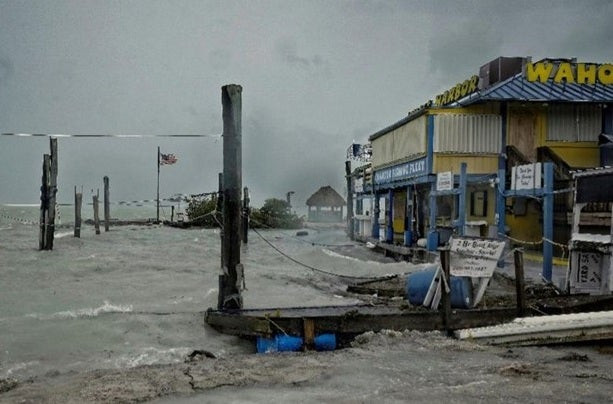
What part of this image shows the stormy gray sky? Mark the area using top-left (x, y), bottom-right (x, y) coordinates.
top-left (0, 0), bottom-right (611, 209)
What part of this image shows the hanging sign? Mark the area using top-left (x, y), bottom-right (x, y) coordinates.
top-left (434, 75), bottom-right (480, 106)
top-left (569, 250), bottom-right (607, 294)
top-left (354, 178), bottom-right (364, 193)
top-left (525, 62), bottom-right (613, 85)
top-left (436, 171), bottom-right (453, 191)
top-left (511, 163), bottom-right (542, 191)
top-left (449, 237), bottom-right (506, 278)
top-left (373, 157), bottom-right (427, 185)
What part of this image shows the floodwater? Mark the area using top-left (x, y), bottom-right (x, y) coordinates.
top-left (1, 205), bottom-right (612, 403)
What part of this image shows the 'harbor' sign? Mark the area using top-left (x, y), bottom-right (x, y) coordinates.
top-left (434, 75), bottom-right (479, 106)
top-left (374, 157), bottom-right (427, 185)
top-left (450, 237), bottom-right (506, 278)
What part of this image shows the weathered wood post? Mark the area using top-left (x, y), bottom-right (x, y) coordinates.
top-left (93, 190), bottom-right (100, 235)
top-left (345, 160), bottom-right (354, 240)
top-left (218, 84), bottom-right (243, 311)
top-left (39, 154), bottom-right (50, 250)
top-left (103, 176), bottom-right (110, 231)
top-left (440, 248), bottom-right (452, 334)
top-left (171, 205), bottom-right (175, 222)
top-left (242, 187), bottom-right (249, 243)
top-left (514, 249), bottom-right (526, 317)
top-left (74, 186), bottom-right (82, 238)
top-left (217, 172), bottom-right (224, 309)
top-left (46, 138), bottom-right (58, 249)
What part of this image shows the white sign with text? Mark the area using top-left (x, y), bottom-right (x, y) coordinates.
top-left (449, 237), bottom-right (506, 278)
top-left (511, 163), bottom-right (542, 191)
top-left (436, 171), bottom-right (453, 191)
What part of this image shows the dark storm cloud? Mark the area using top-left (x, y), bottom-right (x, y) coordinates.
top-left (0, 1), bottom-right (611, 206)
top-left (428, 22), bottom-right (502, 79)
top-left (243, 108), bottom-right (347, 210)
top-left (275, 38), bottom-right (326, 69)
top-left (0, 55), bottom-right (13, 85)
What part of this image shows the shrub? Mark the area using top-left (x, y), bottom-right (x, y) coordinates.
top-left (185, 195), bottom-right (220, 227)
top-left (250, 198), bottom-right (303, 229)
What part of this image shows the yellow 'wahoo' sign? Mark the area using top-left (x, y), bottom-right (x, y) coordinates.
top-left (526, 62), bottom-right (613, 85)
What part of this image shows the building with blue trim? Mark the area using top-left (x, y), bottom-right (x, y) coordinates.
top-left (355, 57), bottom-right (613, 262)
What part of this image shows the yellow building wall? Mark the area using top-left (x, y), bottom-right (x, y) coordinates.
top-left (392, 189), bottom-right (406, 234)
top-left (547, 143), bottom-right (599, 168)
top-left (506, 200), bottom-right (543, 245)
top-left (433, 154), bottom-right (499, 174)
top-left (531, 104), bottom-right (600, 167)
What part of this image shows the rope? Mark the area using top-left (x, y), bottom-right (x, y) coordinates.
top-left (251, 227), bottom-right (393, 281)
top-left (1, 132), bottom-right (220, 138)
top-left (501, 234), bottom-right (569, 252)
top-left (264, 315), bottom-right (289, 336)
top-left (0, 211), bottom-right (39, 225)
top-left (186, 210), bottom-right (218, 223)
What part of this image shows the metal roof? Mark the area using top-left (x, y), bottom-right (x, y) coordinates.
top-left (453, 73), bottom-right (613, 106)
top-left (368, 102), bottom-right (430, 141)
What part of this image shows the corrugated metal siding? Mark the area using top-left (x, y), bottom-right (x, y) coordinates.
top-left (371, 115), bottom-right (426, 168)
top-left (371, 136), bottom-right (392, 168)
top-left (393, 115), bottom-right (426, 160)
top-left (547, 104), bottom-right (601, 142)
top-left (434, 114), bottom-right (502, 153)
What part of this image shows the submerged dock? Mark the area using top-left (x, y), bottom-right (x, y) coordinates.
top-left (206, 304), bottom-right (520, 343)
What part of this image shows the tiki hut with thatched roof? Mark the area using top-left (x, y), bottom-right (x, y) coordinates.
top-left (306, 186), bottom-right (345, 222)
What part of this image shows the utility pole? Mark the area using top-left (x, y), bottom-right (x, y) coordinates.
top-left (157, 146), bottom-right (160, 223)
top-left (345, 160), bottom-right (354, 240)
top-left (218, 84), bottom-right (243, 310)
top-left (104, 176), bottom-right (110, 231)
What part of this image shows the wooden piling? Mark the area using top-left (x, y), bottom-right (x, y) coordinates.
top-left (303, 318), bottom-right (315, 350)
top-left (74, 187), bottom-right (82, 238)
top-left (46, 138), bottom-right (58, 249)
top-left (219, 84), bottom-right (243, 311)
top-left (93, 190), bottom-right (100, 235)
top-left (345, 160), bottom-right (354, 240)
top-left (103, 176), bottom-right (110, 231)
top-left (171, 205), bottom-right (175, 222)
top-left (242, 187), bottom-right (249, 243)
top-left (514, 249), bottom-right (526, 317)
top-left (39, 154), bottom-right (50, 250)
top-left (217, 172), bottom-right (224, 310)
top-left (440, 248), bottom-right (452, 334)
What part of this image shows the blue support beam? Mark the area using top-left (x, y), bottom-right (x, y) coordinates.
top-left (455, 163), bottom-right (467, 236)
top-left (404, 185), bottom-right (413, 246)
top-left (386, 189), bottom-right (394, 243)
top-left (496, 168), bottom-right (506, 239)
top-left (542, 162), bottom-right (554, 282)
top-left (372, 193), bottom-right (380, 240)
top-left (427, 191), bottom-right (438, 251)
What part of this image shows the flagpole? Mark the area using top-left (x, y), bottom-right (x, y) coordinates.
top-left (157, 146), bottom-right (160, 223)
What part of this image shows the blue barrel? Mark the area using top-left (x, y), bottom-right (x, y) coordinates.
top-left (256, 337), bottom-right (277, 353)
top-left (406, 269), bottom-right (472, 309)
top-left (406, 269), bottom-right (438, 306)
top-left (276, 335), bottom-right (303, 352)
top-left (314, 333), bottom-right (336, 351)
top-left (449, 276), bottom-right (472, 309)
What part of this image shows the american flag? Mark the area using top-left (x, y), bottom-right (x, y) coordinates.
top-left (160, 153), bottom-right (177, 165)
